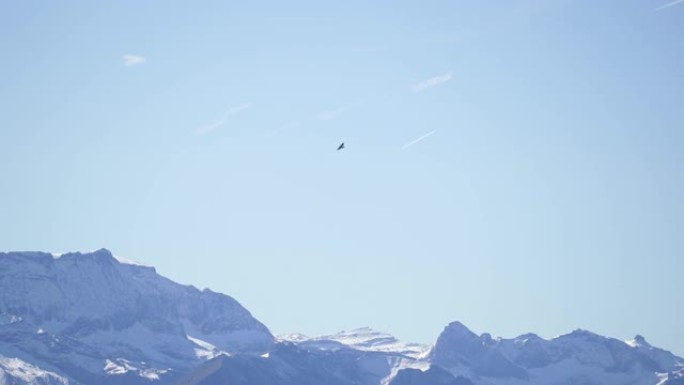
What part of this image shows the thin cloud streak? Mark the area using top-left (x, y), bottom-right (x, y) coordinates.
top-left (411, 72), bottom-right (452, 92)
top-left (195, 103), bottom-right (251, 135)
top-left (266, 120), bottom-right (301, 137)
top-left (314, 95), bottom-right (381, 122)
top-left (315, 100), bottom-right (364, 121)
top-left (657, 0), bottom-right (684, 9)
top-left (316, 106), bottom-right (348, 121)
top-left (401, 130), bottom-right (437, 150)
top-left (122, 54), bottom-right (146, 67)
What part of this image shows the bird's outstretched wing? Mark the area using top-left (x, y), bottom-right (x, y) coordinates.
top-left (337, 142), bottom-right (345, 151)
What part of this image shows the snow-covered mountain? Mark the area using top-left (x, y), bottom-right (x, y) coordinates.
top-left (1, 249), bottom-right (682, 385)
top-left (0, 249), bottom-right (273, 385)
top-left (429, 321), bottom-right (684, 385)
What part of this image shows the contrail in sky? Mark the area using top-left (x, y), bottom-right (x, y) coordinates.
top-left (657, 0), bottom-right (684, 10)
top-left (195, 103), bottom-right (251, 134)
top-left (411, 73), bottom-right (452, 92)
top-left (401, 130), bottom-right (437, 150)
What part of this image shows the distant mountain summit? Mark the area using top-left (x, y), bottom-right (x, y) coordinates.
top-left (1, 249), bottom-right (682, 385)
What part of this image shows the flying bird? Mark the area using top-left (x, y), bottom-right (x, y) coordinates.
top-left (337, 142), bottom-right (345, 151)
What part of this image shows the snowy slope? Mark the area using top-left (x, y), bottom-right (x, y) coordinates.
top-left (0, 355), bottom-right (69, 385)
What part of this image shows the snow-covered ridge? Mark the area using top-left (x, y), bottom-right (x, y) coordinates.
top-left (112, 254), bottom-right (150, 267)
top-left (279, 327), bottom-right (431, 359)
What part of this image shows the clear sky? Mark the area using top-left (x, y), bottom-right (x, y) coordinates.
top-left (1, 1), bottom-right (683, 355)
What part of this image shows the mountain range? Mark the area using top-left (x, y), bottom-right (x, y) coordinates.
top-left (1, 249), bottom-right (682, 385)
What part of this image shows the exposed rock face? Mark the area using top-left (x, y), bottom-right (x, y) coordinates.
top-left (389, 366), bottom-right (474, 385)
top-left (430, 321), bottom-right (528, 379)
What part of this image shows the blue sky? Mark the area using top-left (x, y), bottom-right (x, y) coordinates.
top-left (1, 1), bottom-right (683, 355)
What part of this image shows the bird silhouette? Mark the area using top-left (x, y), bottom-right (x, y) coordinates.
top-left (337, 142), bottom-right (345, 151)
